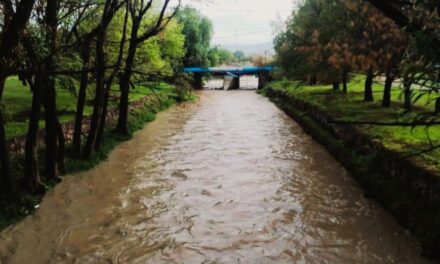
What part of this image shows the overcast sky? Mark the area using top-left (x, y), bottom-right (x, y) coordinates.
top-left (184, 0), bottom-right (294, 47)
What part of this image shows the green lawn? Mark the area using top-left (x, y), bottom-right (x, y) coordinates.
top-left (268, 75), bottom-right (440, 172)
top-left (2, 76), bottom-right (175, 139)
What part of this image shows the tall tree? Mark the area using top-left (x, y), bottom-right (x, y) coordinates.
top-left (0, 0), bottom-right (37, 193)
top-left (95, 3), bottom-right (130, 150)
top-left (83, 0), bottom-right (124, 158)
top-left (115, 0), bottom-right (180, 135)
top-left (41, 0), bottom-right (63, 180)
top-left (176, 6), bottom-right (213, 67)
top-left (275, 0), bottom-right (407, 102)
top-left (366, 0), bottom-right (440, 111)
top-left (21, 34), bottom-right (45, 193)
top-left (70, 4), bottom-right (102, 156)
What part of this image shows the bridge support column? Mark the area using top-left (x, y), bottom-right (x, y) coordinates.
top-left (258, 72), bottom-right (271, 89)
top-left (223, 76), bottom-right (240, 90)
top-left (192, 73), bottom-right (204, 90)
top-left (232, 77), bottom-right (240, 90)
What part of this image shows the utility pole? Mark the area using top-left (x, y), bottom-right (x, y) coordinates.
top-left (235, 27), bottom-right (237, 50)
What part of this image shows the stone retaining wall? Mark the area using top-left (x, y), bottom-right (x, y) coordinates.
top-left (266, 87), bottom-right (440, 258)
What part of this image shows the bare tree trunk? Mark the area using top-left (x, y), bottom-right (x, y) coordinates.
top-left (435, 98), bottom-right (440, 115)
top-left (382, 72), bottom-right (394, 107)
top-left (83, 32), bottom-right (106, 159)
top-left (364, 68), bottom-right (374, 102)
top-left (0, 75), bottom-right (13, 193)
top-left (24, 76), bottom-right (43, 193)
top-left (115, 55), bottom-right (133, 135)
top-left (83, 0), bottom-right (123, 158)
top-left (96, 4), bottom-right (129, 150)
top-left (116, 21), bottom-right (139, 135)
top-left (0, 0), bottom-right (37, 192)
top-left (42, 95), bottom-right (59, 180)
top-left (308, 74), bottom-right (317, 85)
top-left (73, 42), bottom-right (91, 156)
top-left (342, 69), bottom-right (348, 93)
top-left (0, 75), bottom-right (5, 99)
top-left (309, 75), bottom-right (317, 85)
top-left (0, 107), bottom-right (12, 193)
top-left (313, 75), bottom-right (317, 85)
top-left (0, 0), bottom-right (36, 61)
top-left (115, 0), bottom-right (176, 134)
top-left (42, 0), bottom-right (60, 180)
top-left (95, 88), bottom-right (109, 150)
top-left (403, 78), bottom-right (412, 112)
top-left (55, 119), bottom-right (66, 175)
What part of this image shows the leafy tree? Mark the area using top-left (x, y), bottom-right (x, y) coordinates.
top-left (233, 50), bottom-right (245, 62)
top-left (115, 0), bottom-right (180, 135)
top-left (0, 0), bottom-right (37, 192)
top-left (275, 0), bottom-right (407, 103)
top-left (83, 0), bottom-right (124, 157)
top-left (208, 46), bottom-right (234, 66)
top-left (176, 6), bottom-right (213, 67)
top-left (0, 0), bottom-right (183, 196)
top-left (135, 20), bottom-right (185, 78)
top-left (215, 48), bottom-right (234, 65)
top-left (366, 0), bottom-right (440, 111)
top-left (69, 2), bottom-right (106, 156)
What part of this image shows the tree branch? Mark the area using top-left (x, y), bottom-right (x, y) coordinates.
top-left (135, 0), bottom-right (180, 45)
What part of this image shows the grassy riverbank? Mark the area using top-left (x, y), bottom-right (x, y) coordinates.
top-left (0, 79), bottom-right (186, 230)
top-left (2, 76), bottom-right (175, 139)
top-left (267, 76), bottom-right (440, 173)
top-left (264, 76), bottom-right (440, 257)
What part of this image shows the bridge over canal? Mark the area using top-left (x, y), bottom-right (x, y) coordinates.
top-left (184, 66), bottom-right (274, 90)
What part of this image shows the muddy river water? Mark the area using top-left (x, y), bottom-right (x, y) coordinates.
top-left (0, 91), bottom-right (432, 263)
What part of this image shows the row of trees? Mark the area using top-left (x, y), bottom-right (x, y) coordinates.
top-left (177, 6), bottom-right (237, 68)
top-left (274, 0), bottom-right (439, 111)
top-left (0, 0), bottom-right (187, 195)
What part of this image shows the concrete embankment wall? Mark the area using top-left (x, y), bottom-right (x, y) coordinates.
top-left (266, 87), bottom-right (440, 258)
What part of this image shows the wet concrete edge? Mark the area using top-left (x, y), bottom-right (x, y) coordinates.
top-left (264, 87), bottom-right (440, 260)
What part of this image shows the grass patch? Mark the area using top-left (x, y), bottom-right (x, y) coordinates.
top-left (0, 88), bottom-right (184, 231)
top-left (268, 75), bottom-right (440, 173)
top-left (266, 81), bottom-right (440, 257)
top-left (2, 77), bottom-right (174, 139)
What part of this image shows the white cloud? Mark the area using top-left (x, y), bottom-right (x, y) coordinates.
top-left (184, 0), bottom-right (294, 47)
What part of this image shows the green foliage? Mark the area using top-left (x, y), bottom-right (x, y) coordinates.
top-left (67, 94), bottom-right (175, 173)
top-left (1, 91), bottom-right (177, 231)
top-left (2, 76), bottom-right (92, 139)
top-left (233, 50), bottom-right (245, 62)
top-left (208, 46), bottom-right (234, 66)
top-left (176, 6), bottom-right (214, 67)
top-left (135, 20), bottom-right (185, 79)
top-left (268, 77), bottom-right (440, 171)
top-left (274, 0), bottom-right (407, 82)
top-left (2, 77), bottom-right (175, 139)
top-left (267, 79), bottom-right (440, 257)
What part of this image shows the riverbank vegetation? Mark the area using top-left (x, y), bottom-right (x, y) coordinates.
top-left (273, 0), bottom-right (440, 178)
top-left (274, 0), bottom-right (439, 108)
top-left (270, 0), bottom-right (440, 257)
top-left (0, 91), bottom-right (176, 229)
top-left (177, 6), bottom-right (236, 68)
top-left (268, 76), bottom-right (440, 172)
top-left (0, 0), bottom-right (226, 229)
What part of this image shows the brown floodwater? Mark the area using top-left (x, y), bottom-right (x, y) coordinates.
top-left (0, 91), bottom-right (432, 263)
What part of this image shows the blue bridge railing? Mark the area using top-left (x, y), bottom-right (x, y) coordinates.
top-left (183, 66), bottom-right (274, 76)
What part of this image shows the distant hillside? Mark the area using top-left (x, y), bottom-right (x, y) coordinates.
top-left (217, 42), bottom-right (274, 56)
